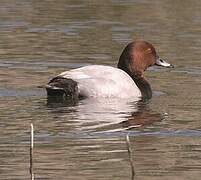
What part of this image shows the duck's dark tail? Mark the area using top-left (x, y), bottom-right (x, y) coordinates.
top-left (44, 76), bottom-right (79, 103)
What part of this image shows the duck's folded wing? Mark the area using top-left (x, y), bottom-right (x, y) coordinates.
top-left (59, 65), bottom-right (141, 98)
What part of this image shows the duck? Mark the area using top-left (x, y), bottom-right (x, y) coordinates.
top-left (45, 40), bottom-right (173, 101)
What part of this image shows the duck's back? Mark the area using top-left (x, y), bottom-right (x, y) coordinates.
top-left (59, 65), bottom-right (141, 98)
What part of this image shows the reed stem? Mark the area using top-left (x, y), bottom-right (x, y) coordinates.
top-left (30, 123), bottom-right (34, 180)
top-left (126, 133), bottom-right (135, 179)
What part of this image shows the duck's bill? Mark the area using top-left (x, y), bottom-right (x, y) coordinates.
top-left (155, 58), bottom-right (174, 68)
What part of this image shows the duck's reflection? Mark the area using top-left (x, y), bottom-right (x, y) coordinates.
top-left (47, 95), bottom-right (78, 108)
top-left (120, 103), bottom-right (163, 129)
top-left (46, 97), bottom-right (163, 132)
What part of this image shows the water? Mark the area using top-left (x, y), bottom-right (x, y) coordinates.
top-left (1, 0), bottom-right (201, 179)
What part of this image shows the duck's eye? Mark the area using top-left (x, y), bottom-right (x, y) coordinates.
top-left (145, 48), bottom-right (152, 53)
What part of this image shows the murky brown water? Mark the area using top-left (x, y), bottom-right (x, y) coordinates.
top-left (1, 0), bottom-right (201, 179)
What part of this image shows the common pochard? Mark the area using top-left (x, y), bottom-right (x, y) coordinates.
top-left (45, 40), bottom-right (173, 101)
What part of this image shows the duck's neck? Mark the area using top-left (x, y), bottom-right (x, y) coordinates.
top-left (117, 66), bottom-right (151, 99)
top-left (131, 75), bottom-right (152, 99)
top-left (117, 64), bottom-right (152, 99)
top-left (117, 43), bottom-right (152, 99)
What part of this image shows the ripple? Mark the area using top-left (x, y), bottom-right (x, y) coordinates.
top-left (172, 67), bottom-right (201, 75)
top-left (91, 129), bottom-right (201, 138)
top-left (0, 61), bottom-right (90, 69)
top-left (0, 88), bottom-right (45, 97)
